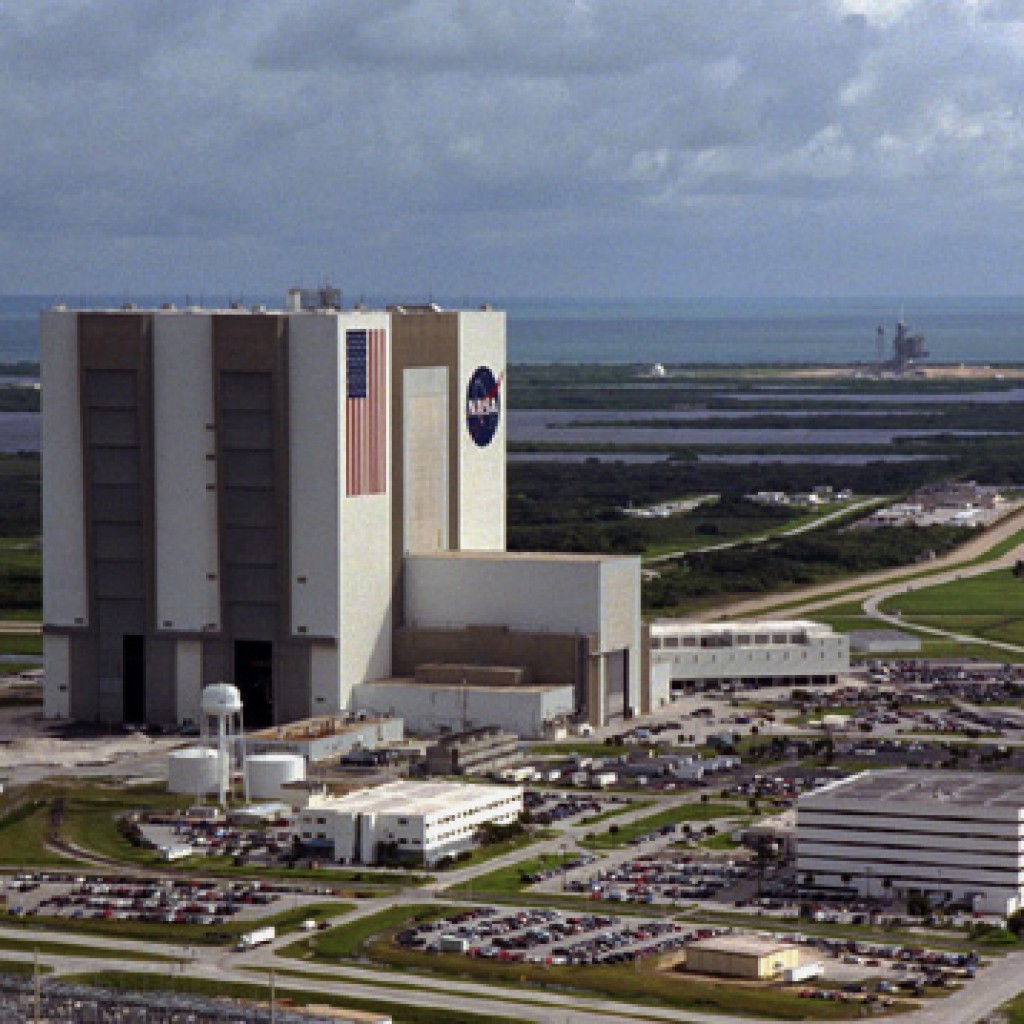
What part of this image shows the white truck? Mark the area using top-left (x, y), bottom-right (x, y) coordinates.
top-left (235, 925), bottom-right (276, 951)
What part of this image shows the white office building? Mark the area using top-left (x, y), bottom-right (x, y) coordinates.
top-left (296, 780), bottom-right (523, 865)
top-left (649, 620), bottom-right (848, 694)
top-left (42, 298), bottom-right (646, 732)
top-left (797, 770), bottom-right (1024, 915)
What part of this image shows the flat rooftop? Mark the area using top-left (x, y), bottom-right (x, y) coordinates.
top-left (249, 714), bottom-right (393, 742)
top-left (406, 550), bottom-right (634, 565)
top-left (803, 769), bottom-right (1024, 809)
top-left (308, 779), bottom-right (520, 816)
top-left (366, 677), bottom-right (571, 694)
top-left (688, 934), bottom-right (796, 957)
top-left (651, 619), bottom-right (834, 635)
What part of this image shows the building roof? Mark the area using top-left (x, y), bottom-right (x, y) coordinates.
top-left (650, 619), bottom-right (835, 636)
top-left (406, 550), bottom-right (635, 566)
top-left (801, 769), bottom-right (1024, 810)
top-left (366, 677), bottom-right (571, 694)
top-left (306, 780), bottom-right (520, 817)
top-left (688, 935), bottom-right (797, 958)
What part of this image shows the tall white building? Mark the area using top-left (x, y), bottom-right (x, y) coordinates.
top-left (42, 299), bottom-right (646, 730)
top-left (797, 770), bottom-right (1024, 915)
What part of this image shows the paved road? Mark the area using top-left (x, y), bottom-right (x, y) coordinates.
top-left (0, 620), bottom-right (40, 634)
top-left (861, 554), bottom-right (1024, 654)
top-left (645, 498), bottom-right (882, 567)
top-left (689, 501), bottom-right (1024, 623)
top-left (2, 924), bottom-right (1022, 1024)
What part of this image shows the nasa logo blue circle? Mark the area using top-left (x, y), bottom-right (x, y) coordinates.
top-left (465, 365), bottom-right (502, 447)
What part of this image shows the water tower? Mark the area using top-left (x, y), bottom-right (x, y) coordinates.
top-left (200, 682), bottom-right (248, 806)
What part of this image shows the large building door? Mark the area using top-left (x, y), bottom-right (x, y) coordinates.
top-left (235, 640), bottom-right (274, 728)
top-left (122, 635), bottom-right (146, 723)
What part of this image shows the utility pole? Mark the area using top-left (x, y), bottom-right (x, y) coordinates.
top-left (270, 966), bottom-right (276, 1024)
top-left (33, 945), bottom-right (40, 1024)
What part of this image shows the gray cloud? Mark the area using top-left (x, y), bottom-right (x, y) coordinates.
top-left (2, 0), bottom-right (1024, 295)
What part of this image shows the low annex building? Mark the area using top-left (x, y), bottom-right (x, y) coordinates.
top-left (685, 935), bottom-right (800, 979)
top-left (649, 620), bottom-right (848, 692)
top-left (798, 770), bottom-right (1024, 915)
top-left (296, 780), bottom-right (523, 866)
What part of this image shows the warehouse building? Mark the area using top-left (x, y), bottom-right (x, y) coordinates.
top-left (685, 935), bottom-right (801, 979)
top-left (296, 779), bottom-right (523, 865)
top-left (42, 298), bottom-right (646, 732)
top-left (797, 770), bottom-right (1024, 915)
top-left (649, 620), bottom-right (848, 693)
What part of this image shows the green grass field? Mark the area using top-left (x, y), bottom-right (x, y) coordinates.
top-left (580, 801), bottom-right (743, 849)
top-left (880, 567), bottom-right (1024, 647)
top-left (448, 852), bottom-right (579, 895)
top-left (0, 632), bottom-right (42, 656)
top-left (0, 536), bottom-right (41, 619)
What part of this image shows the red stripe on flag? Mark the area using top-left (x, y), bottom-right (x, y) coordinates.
top-left (346, 327), bottom-right (387, 497)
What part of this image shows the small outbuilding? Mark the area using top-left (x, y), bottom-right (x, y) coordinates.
top-left (685, 935), bottom-right (801, 979)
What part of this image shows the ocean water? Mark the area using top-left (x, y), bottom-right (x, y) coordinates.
top-left (4, 294), bottom-right (1024, 366)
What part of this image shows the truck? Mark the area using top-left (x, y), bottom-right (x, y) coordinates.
top-left (235, 925), bottom-right (276, 951)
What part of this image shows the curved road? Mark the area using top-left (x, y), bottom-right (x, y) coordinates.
top-left (687, 502), bottom-right (1024, 624)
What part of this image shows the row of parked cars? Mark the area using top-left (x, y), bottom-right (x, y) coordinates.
top-left (567, 852), bottom-right (751, 904)
top-left (396, 905), bottom-right (706, 967)
top-left (4, 875), bottom-right (282, 927)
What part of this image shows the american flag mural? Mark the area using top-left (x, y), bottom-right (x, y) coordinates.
top-left (345, 327), bottom-right (387, 496)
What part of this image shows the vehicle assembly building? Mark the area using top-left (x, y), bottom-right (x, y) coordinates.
top-left (41, 297), bottom-right (647, 734)
top-left (797, 769), bottom-right (1024, 915)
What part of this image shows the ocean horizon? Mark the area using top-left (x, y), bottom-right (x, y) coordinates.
top-left (3, 294), bottom-right (1024, 366)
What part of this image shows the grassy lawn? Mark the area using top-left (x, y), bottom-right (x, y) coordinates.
top-left (448, 852), bottom-right (580, 895)
top-left (577, 799), bottom-right (651, 826)
top-left (0, 536), bottom-right (41, 619)
top-left (580, 801), bottom-right (743, 849)
top-left (0, 934), bottom-right (181, 962)
top-left (996, 990), bottom-right (1024, 1024)
top-left (0, 795), bottom-right (85, 867)
top-left (289, 904), bottom-right (456, 960)
top-left (0, 780), bottom-right (423, 888)
top-left (437, 830), bottom-right (546, 872)
top-left (0, 959), bottom-right (51, 976)
top-left (176, 854), bottom-right (424, 888)
top-left (292, 903), bottom-right (887, 1020)
top-left (60, 971), bottom-right (529, 1024)
top-left (881, 567), bottom-right (1024, 647)
top-left (810, 594), bottom-right (1024, 662)
top-left (739, 521), bottom-right (1024, 620)
top-left (0, 632), bottom-right (42, 656)
top-left (698, 831), bottom-right (742, 850)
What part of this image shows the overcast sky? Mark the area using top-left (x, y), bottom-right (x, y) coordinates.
top-left (3, 0), bottom-right (1024, 298)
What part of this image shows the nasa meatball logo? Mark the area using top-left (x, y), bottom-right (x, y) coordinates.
top-left (465, 365), bottom-right (502, 447)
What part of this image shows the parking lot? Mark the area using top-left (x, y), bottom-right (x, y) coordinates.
top-left (396, 905), bottom-right (694, 966)
top-left (523, 790), bottom-right (629, 826)
top-left (391, 903), bottom-right (985, 995)
top-left (559, 851), bottom-right (754, 905)
top-left (0, 872), bottom-right (331, 929)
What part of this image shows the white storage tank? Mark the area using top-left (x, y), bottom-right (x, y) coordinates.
top-left (167, 747), bottom-right (226, 796)
top-left (245, 753), bottom-right (306, 801)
